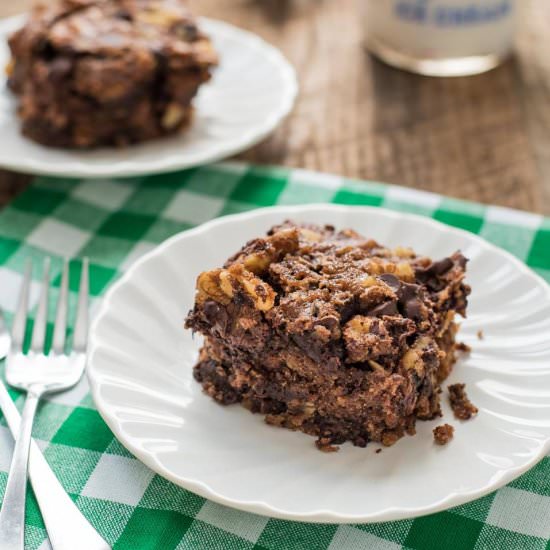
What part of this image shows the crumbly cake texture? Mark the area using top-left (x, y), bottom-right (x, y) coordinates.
top-left (7, 0), bottom-right (217, 148)
top-left (433, 424), bottom-right (454, 445)
top-left (185, 221), bottom-right (470, 451)
top-left (449, 383), bottom-right (478, 420)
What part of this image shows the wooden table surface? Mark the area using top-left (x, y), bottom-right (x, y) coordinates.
top-left (1, 0), bottom-right (549, 214)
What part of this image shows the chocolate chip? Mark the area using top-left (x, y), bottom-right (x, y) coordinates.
top-left (397, 282), bottom-right (423, 320)
top-left (395, 281), bottom-right (416, 302)
top-left (432, 257), bottom-right (454, 275)
top-left (318, 315), bottom-right (340, 333)
top-left (404, 298), bottom-right (422, 320)
top-left (455, 253), bottom-right (467, 269)
top-left (415, 255), bottom-right (466, 287)
top-left (115, 9), bottom-right (132, 21)
top-left (378, 273), bottom-right (400, 291)
top-left (379, 274), bottom-right (423, 321)
top-left (174, 22), bottom-right (199, 41)
top-left (203, 300), bottom-right (228, 332)
top-left (368, 300), bottom-right (399, 317)
top-left (48, 57), bottom-right (72, 81)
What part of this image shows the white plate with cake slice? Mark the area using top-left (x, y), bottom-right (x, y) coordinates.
top-left (0, 14), bottom-right (297, 178)
top-left (88, 204), bottom-right (550, 523)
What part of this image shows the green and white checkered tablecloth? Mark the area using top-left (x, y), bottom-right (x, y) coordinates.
top-left (0, 162), bottom-right (549, 550)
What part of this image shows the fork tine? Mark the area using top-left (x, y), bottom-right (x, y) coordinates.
top-left (11, 260), bottom-right (32, 351)
top-left (30, 257), bottom-right (50, 352)
top-left (72, 258), bottom-right (89, 352)
top-left (52, 259), bottom-right (69, 354)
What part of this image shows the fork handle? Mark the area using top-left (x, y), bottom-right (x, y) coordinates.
top-left (0, 390), bottom-right (40, 550)
top-left (0, 382), bottom-right (111, 550)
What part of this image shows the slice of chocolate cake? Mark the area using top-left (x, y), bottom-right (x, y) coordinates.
top-left (185, 221), bottom-right (470, 451)
top-left (7, 0), bottom-right (218, 148)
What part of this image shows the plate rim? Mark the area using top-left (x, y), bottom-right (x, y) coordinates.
top-left (0, 14), bottom-right (298, 178)
top-left (88, 202), bottom-right (550, 523)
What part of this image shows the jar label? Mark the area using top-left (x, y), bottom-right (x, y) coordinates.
top-left (395, 1), bottom-right (512, 27)
top-left (362, 0), bottom-right (517, 59)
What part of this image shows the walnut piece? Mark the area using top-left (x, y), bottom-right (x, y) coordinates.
top-left (299, 228), bottom-right (323, 242)
top-left (368, 259), bottom-right (415, 282)
top-left (393, 246), bottom-right (416, 259)
top-left (344, 316), bottom-right (376, 363)
top-left (196, 269), bottom-right (232, 305)
top-left (196, 264), bottom-right (276, 311)
top-left (400, 336), bottom-right (433, 377)
top-left (360, 276), bottom-right (379, 288)
top-left (343, 316), bottom-right (395, 364)
top-left (240, 228), bottom-right (299, 275)
top-left (136, 5), bottom-right (183, 26)
top-left (161, 103), bottom-right (185, 129)
top-left (228, 264), bottom-right (276, 311)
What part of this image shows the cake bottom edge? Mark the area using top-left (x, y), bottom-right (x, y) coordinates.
top-left (192, 323), bottom-right (462, 452)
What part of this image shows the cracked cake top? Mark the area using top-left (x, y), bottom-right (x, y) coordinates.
top-left (189, 221), bottom-right (469, 370)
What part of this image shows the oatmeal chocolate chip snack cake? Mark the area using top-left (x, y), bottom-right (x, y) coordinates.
top-left (185, 222), bottom-right (470, 451)
top-left (7, 0), bottom-right (217, 148)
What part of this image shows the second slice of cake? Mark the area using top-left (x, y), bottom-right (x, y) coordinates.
top-left (185, 222), bottom-right (470, 451)
top-left (8, 0), bottom-right (218, 148)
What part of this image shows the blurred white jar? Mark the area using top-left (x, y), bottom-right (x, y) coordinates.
top-left (360, 0), bottom-right (518, 77)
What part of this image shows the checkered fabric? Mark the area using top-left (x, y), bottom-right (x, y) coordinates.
top-left (0, 162), bottom-right (549, 550)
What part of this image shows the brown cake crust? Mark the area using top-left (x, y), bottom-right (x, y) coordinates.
top-left (7, 0), bottom-right (217, 148)
top-left (185, 222), bottom-right (470, 450)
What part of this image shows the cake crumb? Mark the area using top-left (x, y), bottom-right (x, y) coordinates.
top-left (456, 342), bottom-right (471, 353)
top-left (433, 424), bottom-right (454, 445)
top-left (477, 330), bottom-right (484, 340)
top-left (315, 439), bottom-right (339, 453)
top-left (449, 383), bottom-right (478, 420)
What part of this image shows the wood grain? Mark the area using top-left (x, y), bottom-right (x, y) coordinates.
top-left (1, 0), bottom-right (549, 214)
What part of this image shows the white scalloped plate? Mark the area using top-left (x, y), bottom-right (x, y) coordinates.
top-left (88, 204), bottom-right (550, 523)
top-left (0, 15), bottom-right (297, 178)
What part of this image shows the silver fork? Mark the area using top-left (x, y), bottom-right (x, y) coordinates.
top-left (0, 258), bottom-right (91, 550)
